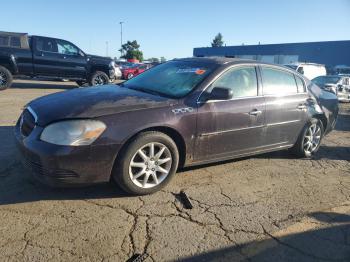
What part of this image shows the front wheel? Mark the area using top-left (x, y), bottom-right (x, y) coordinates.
top-left (89, 71), bottom-right (110, 86)
top-left (127, 73), bottom-right (134, 80)
top-left (112, 132), bottom-right (179, 195)
top-left (0, 66), bottom-right (13, 90)
top-left (291, 118), bottom-right (324, 158)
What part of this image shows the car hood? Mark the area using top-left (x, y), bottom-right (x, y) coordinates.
top-left (87, 54), bottom-right (112, 64)
top-left (28, 85), bottom-right (177, 126)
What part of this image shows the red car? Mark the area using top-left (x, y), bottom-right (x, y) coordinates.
top-left (122, 64), bottom-right (151, 80)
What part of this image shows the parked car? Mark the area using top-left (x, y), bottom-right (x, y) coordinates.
top-left (15, 57), bottom-right (339, 195)
top-left (312, 75), bottom-right (350, 102)
top-left (284, 63), bottom-right (326, 80)
top-left (0, 31), bottom-right (117, 90)
top-left (334, 65), bottom-right (350, 75)
top-left (121, 64), bottom-right (151, 79)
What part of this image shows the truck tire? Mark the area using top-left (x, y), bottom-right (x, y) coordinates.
top-left (0, 66), bottom-right (13, 90)
top-left (89, 71), bottom-right (110, 86)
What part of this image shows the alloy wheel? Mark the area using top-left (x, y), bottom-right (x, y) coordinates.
top-left (303, 123), bottom-right (321, 154)
top-left (129, 142), bottom-right (172, 189)
top-left (93, 75), bottom-right (107, 85)
top-left (0, 71), bottom-right (7, 86)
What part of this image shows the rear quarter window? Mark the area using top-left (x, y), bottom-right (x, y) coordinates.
top-left (261, 67), bottom-right (298, 95)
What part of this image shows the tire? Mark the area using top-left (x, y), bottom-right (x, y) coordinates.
top-left (112, 131), bottom-right (179, 195)
top-left (89, 71), bottom-right (110, 86)
top-left (76, 80), bottom-right (87, 87)
top-left (0, 66), bottom-right (13, 90)
top-left (127, 73), bottom-right (134, 80)
top-left (291, 118), bottom-right (324, 158)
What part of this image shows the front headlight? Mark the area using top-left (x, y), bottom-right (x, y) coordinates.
top-left (40, 120), bottom-right (106, 146)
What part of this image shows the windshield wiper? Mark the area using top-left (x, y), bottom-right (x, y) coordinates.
top-left (129, 87), bottom-right (173, 98)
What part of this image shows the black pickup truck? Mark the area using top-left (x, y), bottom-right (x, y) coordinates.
top-left (0, 31), bottom-right (117, 90)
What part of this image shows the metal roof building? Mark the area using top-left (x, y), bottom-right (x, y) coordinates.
top-left (193, 40), bottom-right (350, 69)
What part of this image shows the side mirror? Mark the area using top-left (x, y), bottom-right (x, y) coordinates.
top-left (209, 87), bottom-right (233, 100)
top-left (78, 50), bottom-right (85, 57)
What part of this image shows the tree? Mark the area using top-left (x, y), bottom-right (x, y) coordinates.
top-left (160, 57), bottom-right (166, 63)
top-left (211, 33), bottom-right (224, 47)
top-left (120, 40), bottom-right (144, 61)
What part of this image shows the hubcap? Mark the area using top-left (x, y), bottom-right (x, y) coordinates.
top-left (0, 72), bottom-right (7, 86)
top-left (303, 123), bottom-right (321, 154)
top-left (129, 142), bottom-right (172, 189)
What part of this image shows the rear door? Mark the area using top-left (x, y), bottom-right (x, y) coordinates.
top-left (195, 65), bottom-right (266, 161)
top-left (260, 66), bottom-right (309, 146)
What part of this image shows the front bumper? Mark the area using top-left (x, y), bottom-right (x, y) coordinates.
top-left (15, 120), bottom-right (120, 187)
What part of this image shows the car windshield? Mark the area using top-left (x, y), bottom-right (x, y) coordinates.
top-left (122, 60), bottom-right (216, 98)
top-left (312, 76), bottom-right (341, 86)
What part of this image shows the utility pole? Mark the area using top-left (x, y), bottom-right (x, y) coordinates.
top-left (120, 21), bottom-right (124, 58)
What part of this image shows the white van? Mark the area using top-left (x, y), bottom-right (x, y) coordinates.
top-left (284, 63), bottom-right (327, 80)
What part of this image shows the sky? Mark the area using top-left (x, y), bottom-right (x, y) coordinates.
top-left (1, 0), bottom-right (350, 60)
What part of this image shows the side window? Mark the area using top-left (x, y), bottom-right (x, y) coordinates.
top-left (297, 66), bottom-right (304, 75)
top-left (10, 37), bottom-right (21, 47)
top-left (261, 67), bottom-right (298, 95)
top-left (342, 78), bottom-right (349, 86)
top-left (209, 66), bottom-right (258, 98)
top-left (36, 38), bottom-right (58, 53)
top-left (56, 40), bottom-right (78, 55)
top-left (295, 76), bottom-right (305, 93)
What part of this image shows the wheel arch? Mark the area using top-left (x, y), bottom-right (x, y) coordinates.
top-left (90, 65), bottom-right (110, 77)
top-left (311, 113), bottom-right (328, 133)
top-left (114, 126), bottom-right (187, 170)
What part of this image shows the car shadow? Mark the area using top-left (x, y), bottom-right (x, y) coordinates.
top-left (11, 80), bottom-right (77, 90)
top-left (336, 113), bottom-right (350, 132)
top-left (179, 212), bottom-right (350, 261)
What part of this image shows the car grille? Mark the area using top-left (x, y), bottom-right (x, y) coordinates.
top-left (23, 158), bottom-right (78, 178)
top-left (20, 109), bottom-right (36, 137)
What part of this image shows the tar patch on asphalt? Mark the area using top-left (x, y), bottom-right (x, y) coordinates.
top-left (178, 190), bottom-right (193, 209)
top-left (126, 253), bottom-right (149, 262)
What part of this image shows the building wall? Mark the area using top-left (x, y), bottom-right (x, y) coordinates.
top-left (193, 41), bottom-right (350, 68)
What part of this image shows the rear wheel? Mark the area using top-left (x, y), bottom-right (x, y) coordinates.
top-left (112, 132), bottom-right (179, 195)
top-left (0, 66), bottom-right (13, 90)
top-left (291, 118), bottom-right (324, 158)
top-left (89, 71), bottom-right (110, 86)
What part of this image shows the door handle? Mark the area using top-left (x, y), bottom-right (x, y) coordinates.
top-left (297, 104), bottom-right (307, 110)
top-left (249, 109), bottom-right (262, 116)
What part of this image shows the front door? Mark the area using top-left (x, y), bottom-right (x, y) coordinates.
top-left (55, 39), bottom-right (87, 79)
top-left (195, 65), bottom-right (266, 161)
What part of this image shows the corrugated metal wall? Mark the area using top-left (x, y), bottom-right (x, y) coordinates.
top-left (193, 41), bottom-right (350, 68)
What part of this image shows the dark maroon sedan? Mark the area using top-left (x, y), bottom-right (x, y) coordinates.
top-left (15, 57), bottom-right (339, 195)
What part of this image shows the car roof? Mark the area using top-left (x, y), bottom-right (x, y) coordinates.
top-left (175, 56), bottom-right (257, 65)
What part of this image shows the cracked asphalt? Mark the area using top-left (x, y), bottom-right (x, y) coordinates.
top-left (0, 80), bottom-right (350, 261)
